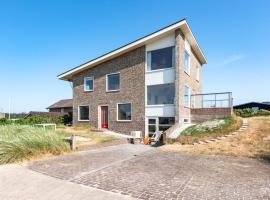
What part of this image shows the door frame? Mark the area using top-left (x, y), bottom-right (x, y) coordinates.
top-left (98, 105), bottom-right (109, 129)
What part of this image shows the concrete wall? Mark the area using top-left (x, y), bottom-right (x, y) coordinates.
top-left (191, 108), bottom-right (233, 123)
top-left (0, 112), bottom-right (5, 119)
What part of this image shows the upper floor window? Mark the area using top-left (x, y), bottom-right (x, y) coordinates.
top-left (184, 51), bottom-right (190, 74)
top-left (147, 46), bottom-right (175, 71)
top-left (117, 103), bottom-right (132, 121)
top-left (184, 85), bottom-right (190, 107)
top-left (84, 77), bottom-right (94, 91)
top-left (147, 83), bottom-right (175, 105)
top-left (78, 105), bottom-right (89, 121)
top-left (196, 65), bottom-right (199, 81)
top-left (106, 73), bottom-right (120, 92)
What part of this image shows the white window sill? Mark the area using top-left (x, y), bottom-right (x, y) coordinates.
top-left (78, 120), bottom-right (89, 122)
top-left (146, 67), bottom-right (175, 74)
top-left (146, 104), bottom-right (175, 107)
top-left (117, 120), bottom-right (132, 122)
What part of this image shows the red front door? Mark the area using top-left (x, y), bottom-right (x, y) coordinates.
top-left (101, 106), bottom-right (108, 128)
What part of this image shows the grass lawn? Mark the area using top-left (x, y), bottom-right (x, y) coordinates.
top-left (162, 116), bottom-right (270, 160)
top-left (167, 116), bottom-right (243, 145)
top-left (0, 125), bottom-right (118, 164)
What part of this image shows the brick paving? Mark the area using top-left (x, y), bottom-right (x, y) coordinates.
top-left (29, 144), bottom-right (270, 200)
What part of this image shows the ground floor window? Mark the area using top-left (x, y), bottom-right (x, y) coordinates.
top-left (117, 103), bottom-right (132, 121)
top-left (78, 106), bottom-right (89, 121)
top-left (148, 117), bottom-right (175, 135)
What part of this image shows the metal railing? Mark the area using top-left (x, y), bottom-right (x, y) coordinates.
top-left (190, 92), bottom-right (233, 109)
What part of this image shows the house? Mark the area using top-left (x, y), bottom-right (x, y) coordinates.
top-left (234, 102), bottom-right (270, 111)
top-left (58, 19), bottom-right (232, 136)
top-left (0, 112), bottom-right (5, 119)
top-left (47, 99), bottom-right (73, 116)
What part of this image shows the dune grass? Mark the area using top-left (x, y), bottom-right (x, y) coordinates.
top-left (0, 125), bottom-right (69, 164)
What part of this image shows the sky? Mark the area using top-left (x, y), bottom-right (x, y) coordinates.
top-left (0, 0), bottom-right (269, 113)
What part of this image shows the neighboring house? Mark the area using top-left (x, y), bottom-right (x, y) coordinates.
top-left (47, 99), bottom-right (73, 116)
top-left (0, 112), bottom-right (5, 119)
top-left (58, 19), bottom-right (232, 136)
top-left (234, 102), bottom-right (270, 111)
top-left (24, 111), bottom-right (66, 118)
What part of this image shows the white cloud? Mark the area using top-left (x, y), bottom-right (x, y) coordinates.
top-left (222, 54), bottom-right (246, 65)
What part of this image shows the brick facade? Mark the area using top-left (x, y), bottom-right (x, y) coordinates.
top-left (191, 108), bottom-right (233, 123)
top-left (72, 47), bottom-right (145, 135)
top-left (175, 29), bottom-right (202, 124)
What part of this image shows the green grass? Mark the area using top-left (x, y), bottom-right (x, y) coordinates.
top-left (0, 125), bottom-right (69, 164)
top-left (167, 116), bottom-right (243, 145)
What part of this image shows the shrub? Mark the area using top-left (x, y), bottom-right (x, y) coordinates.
top-left (0, 125), bottom-right (69, 164)
top-left (234, 108), bottom-right (270, 118)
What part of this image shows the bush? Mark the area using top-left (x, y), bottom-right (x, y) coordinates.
top-left (0, 125), bottom-right (69, 164)
top-left (0, 115), bottom-right (69, 126)
top-left (234, 108), bottom-right (270, 118)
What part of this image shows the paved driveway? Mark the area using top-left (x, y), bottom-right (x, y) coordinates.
top-left (2, 144), bottom-right (270, 200)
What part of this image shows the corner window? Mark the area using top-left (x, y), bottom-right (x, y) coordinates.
top-left (147, 83), bottom-right (175, 105)
top-left (84, 77), bottom-right (94, 91)
top-left (184, 86), bottom-right (190, 107)
top-left (184, 51), bottom-right (190, 74)
top-left (117, 103), bottom-right (131, 121)
top-left (147, 46), bottom-right (175, 71)
top-left (78, 106), bottom-right (89, 121)
top-left (106, 73), bottom-right (120, 92)
top-left (196, 65), bottom-right (199, 81)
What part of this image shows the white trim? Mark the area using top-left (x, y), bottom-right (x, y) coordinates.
top-left (106, 72), bottom-right (120, 92)
top-left (58, 20), bottom-right (207, 80)
top-left (116, 103), bottom-right (132, 122)
top-left (84, 76), bottom-right (94, 92)
top-left (78, 105), bottom-right (89, 121)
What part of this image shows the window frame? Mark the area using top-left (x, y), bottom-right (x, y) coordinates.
top-left (146, 46), bottom-right (175, 72)
top-left (184, 50), bottom-right (190, 75)
top-left (78, 105), bottom-right (90, 121)
top-left (184, 85), bottom-right (190, 108)
top-left (84, 76), bottom-right (94, 92)
top-left (196, 64), bottom-right (200, 81)
top-left (147, 83), bottom-right (175, 106)
top-left (116, 103), bottom-right (132, 122)
top-left (106, 72), bottom-right (120, 92)
top-left (191, 89), bottom-right (196, 108)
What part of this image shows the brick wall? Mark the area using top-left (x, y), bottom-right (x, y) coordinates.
top-left (191, 108), bottom-right (233, 123)
top-left (72, 46), bottom-right (145, 135)
top-left (175, 29), bottom-right (202, 124)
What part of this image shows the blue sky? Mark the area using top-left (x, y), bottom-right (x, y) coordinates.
top-left (0, 0), bottom-right (269, 113)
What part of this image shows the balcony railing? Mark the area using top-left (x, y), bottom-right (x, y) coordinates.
top-left (190, 92), bottom-right (233, 109)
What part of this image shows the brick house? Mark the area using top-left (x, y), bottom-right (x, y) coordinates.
top-left (58, 19), bottom-right (231, 136)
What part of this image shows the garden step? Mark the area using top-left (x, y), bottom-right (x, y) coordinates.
top-left (204, 140), bottom-right (213, 143)
top-left (198, 141), bottom-right (206, 144)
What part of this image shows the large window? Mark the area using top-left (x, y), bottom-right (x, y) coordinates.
top-left (147, 46), bottom-right (175, 71)
top-left (84, 77), bottom-right (94, 91)
top-left (184, 85), bottom-right (190, 107)
top-left (106, 73), bottom-right (120, 91)
top-left (78, 106), bottom-right (89, 121)
top-left (191, 89), bottom-right (196, 108)
top-left (158, 117), bottom-right (175, 132)
top-left (184, 51), bottom-right (190, 74)
top-left (147, 83), bottom-right (175, 105)
top-left (117, 103), bottom-right (132, 121)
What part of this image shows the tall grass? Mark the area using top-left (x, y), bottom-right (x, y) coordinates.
top-left (0, 125), bottom-right (69, 164)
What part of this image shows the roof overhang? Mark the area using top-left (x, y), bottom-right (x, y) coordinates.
top-left (58, 19), bottom-right (207, 81)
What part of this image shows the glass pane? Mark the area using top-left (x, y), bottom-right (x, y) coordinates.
top-left (85, 78), bottom-right (93, 91)
top-left (147, 83), bottom-right (175, 105)
top-left (148, 125), bottom-right (156, 133)
top-left (158, 125), bottom-right (171, 132)
top-left (184, 51), bottom-right (190, 72)
top-left (79, 106), bottom-right (89, 120)
top-left (118, 103), bottom-right (131, 120)
top-left (107, 74), bottom-right (120, 91)
top-left (148, 119), bottom-right (156, 124)
top-left (148, 47), bottom-right (174, 71)
top-left (184, 86), bottom-right (190, 107)
top-left (159, 117), bottom-right (175, 125)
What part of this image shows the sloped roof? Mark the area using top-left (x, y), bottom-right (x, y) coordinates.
top-left (47, 99), bottom-right (73, 109)
top-left (58, 19), bottom-right (207, 81)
